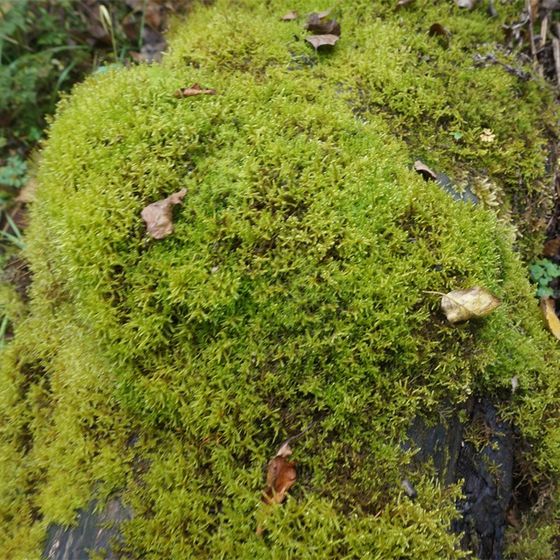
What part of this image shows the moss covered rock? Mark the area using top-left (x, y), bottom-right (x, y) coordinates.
top-left (2, 1), bottom-right (560, 558)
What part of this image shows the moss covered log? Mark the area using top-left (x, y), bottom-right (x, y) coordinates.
top-left (1, 1), bottom-right (560, 558)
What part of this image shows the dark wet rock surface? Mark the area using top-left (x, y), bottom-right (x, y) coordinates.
top-left (408, 398), bottom-right (514, 560)
top-left (454, 400), bottom-right (514, 560)
top-left (42, 498), bottom-right (131, 560)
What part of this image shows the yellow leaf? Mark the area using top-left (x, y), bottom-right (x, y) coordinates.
top-left (440, 287), bottom-right (500, 324)
top-left (540, 298), bottom-right (560, 341)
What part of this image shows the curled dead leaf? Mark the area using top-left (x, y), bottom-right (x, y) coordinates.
top-left (413, 160), bottom-right (437, 181)
top-left (261, 440), bottom-right (297, 506)
top-left (263, 456), bottom-right (297, 505)
top-left (440, 287), bottom-right (501, 324)
top-left (174, 83), bottom-right (216, 98)
top-left (141, 188), bottom-right (187, 239)
top-left (305, 12), bottom-right (341, 36)
top-left (281, 10), bottom-right (298, 21)
top-left (541, 298), bottom-right (560, 341)
top-left (306, 33), bottom-right (339, 50)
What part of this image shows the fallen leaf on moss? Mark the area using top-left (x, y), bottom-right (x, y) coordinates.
top-left (141, 188), bottom-right (187, 239)
top-left (262, 442), bottom-right (297, 505)
top-left (174, 84), bottom-right (216, 98)
top-left (306, 34), bottom-right (339, 50)
top-left (543, 237), bottom-right (560, 257)
top-left (396, 0), bottom-right (415, 8)
top-left (281, 10), bottom-right (298, 21)
top-left (413, 160), bottom-right (437, 181)
top-left (440, 287), bottom-right (500, 324)
top-left (541, 298), bottom-right (560, 340)
top-left (305, 12), bottom-right (341, 36)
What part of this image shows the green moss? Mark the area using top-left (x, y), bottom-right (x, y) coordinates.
top-left (1, 0), bottom-right (560, 558)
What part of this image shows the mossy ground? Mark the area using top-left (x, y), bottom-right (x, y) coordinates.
top-left (1, 1), bottom-right (560, 558)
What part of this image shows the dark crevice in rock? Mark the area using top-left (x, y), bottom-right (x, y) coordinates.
top-left (408, 398), bottom-right (514, 560)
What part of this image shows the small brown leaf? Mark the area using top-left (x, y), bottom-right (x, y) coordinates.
top-left (396, 0), bottom-right (415, 8)
top-left (306, 12), bottom-right (341, 36)
top-left (413, 160), bottom-right (437, 181)
top-left (541, 298), bottom-right (560, 340)
top-left (441, 287), bottom-right (501, 324)
top-left (543, 237), bottom-right (560, 258)
top-left (281, 10), bottom-right (298, 21)
top-left (263, 456), bottom-right (297, 505)
top-left (141, 188), bottom-right (187, 239)
top-left (174, 83), bottom-right (216, 98)
top-left (306, 34), bottom-right (339, 50)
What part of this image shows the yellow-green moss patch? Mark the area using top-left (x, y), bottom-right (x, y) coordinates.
top-left (1, 1), bottom-right (560, 558)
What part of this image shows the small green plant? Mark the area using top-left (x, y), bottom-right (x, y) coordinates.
top-left (529, 259), bottom-right (560, 298)
top-left (0, 155), bottom-right (27, 189)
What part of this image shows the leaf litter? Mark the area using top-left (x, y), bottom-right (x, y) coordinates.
top-left (174, 84), bottom-right (216, 98)
top-left (141, 188), bottom-right (187, 239)
top-left (262, 441), bottom-right (297, 506)
top-left (425, 287), bottom-right (501, 324)
top-left (439, 287), bottom-right (501, 324)
top-left (306, 34), bottom-right (340, 50)
top-left (305, 8), bottom-right (341, 51)
top-left (541, 297), bottom-right (560, 340)
top-left (413, 160), bottom-right (438, 181)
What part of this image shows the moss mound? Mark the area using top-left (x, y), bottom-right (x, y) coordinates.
top-left (2, 1), bottom-right (560, 558)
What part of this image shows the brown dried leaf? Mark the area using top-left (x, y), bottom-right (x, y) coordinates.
top-left (543, 237), bottom-right (560, 258)
top-left (141, 188), bottom-right (187, 239)
top-left (441, 287), bottom-right (501, 324)
top-left (263, 456), bottom-right (297, 505)
top-left (396, 0), bottom-right (415, 7)
top-left (306, 34), bottom-right (339, 50)
top-left (413, 160), bottom-right (437, 181)
top-left (174, 83), bottom-right (216, 98)
top-left (541, 298), bottom-right (560, 340)
top-left (306, 12), bottom-right (341, 36)
top-left (529, 0), bottom-right (539, 20)
top-left (281, 10), bottom-right (298, 21)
